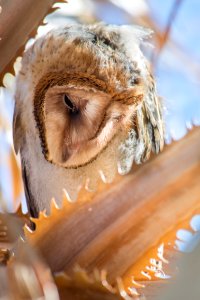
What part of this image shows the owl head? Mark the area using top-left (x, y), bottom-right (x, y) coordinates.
top-left (13, 24), bottom-right (164, 213)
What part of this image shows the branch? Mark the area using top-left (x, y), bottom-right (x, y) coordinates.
top-left (0, 0), bottom-right (67, 85)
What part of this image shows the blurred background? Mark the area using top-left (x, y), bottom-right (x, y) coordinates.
top-left (0, 2), bottom-right (200, 299)
top-left (0, 0), bottom-right (200, 214)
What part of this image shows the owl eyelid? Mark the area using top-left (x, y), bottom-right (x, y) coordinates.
top-left (63, 94), bottom-right (77, 112)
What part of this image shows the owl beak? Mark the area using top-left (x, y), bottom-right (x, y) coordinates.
top-left (61, 143), bottom-right (81, 163)
top-left (61, 148), bottom-right (71, 163)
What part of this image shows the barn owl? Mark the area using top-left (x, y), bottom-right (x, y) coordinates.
top-left (13, 23), bottom-right (164, 217)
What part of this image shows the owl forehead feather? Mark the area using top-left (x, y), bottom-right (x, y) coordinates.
top-left (54, 23), bottom-right (152, 46)
top-left (55, 23), bottom-right (152, 58)
top-left (20, 23), bottom-right (151, 90)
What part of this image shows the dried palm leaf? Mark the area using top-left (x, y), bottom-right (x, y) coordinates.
top-left (0, 0), bottom-right (67, 85)
top-left (23, 128), bottom-right (200, 285)
top-left (0, 128), bottom-right (199, 299)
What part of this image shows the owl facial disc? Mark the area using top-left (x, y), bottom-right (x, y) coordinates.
top-left (34, 72), bottom-right (143, 168)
